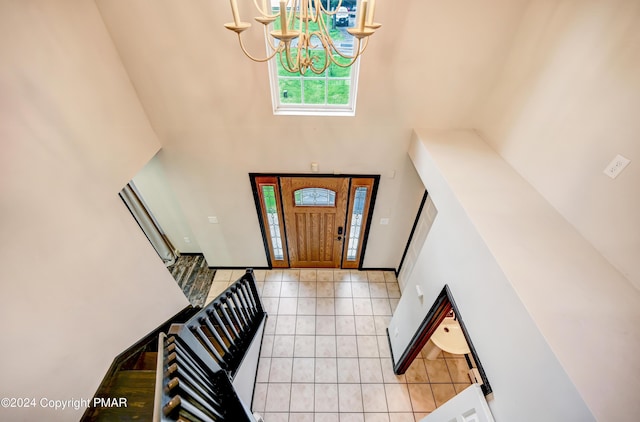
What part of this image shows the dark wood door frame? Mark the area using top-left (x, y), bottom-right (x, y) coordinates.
top-left (250, 173), bottom-right (380, 269)
top-left (388, 285), bottom-right (493, 396)
top-left (397, 190), bottom-right (429, 275)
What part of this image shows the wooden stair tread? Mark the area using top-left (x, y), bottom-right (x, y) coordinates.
top-left (110, 370), bottom-right (156, 394)
top-left (130, 351), bottom-right (157, 370)
top-left (88, 371), bottom-right (156, 421)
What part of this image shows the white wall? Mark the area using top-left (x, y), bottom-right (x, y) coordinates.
top-left (148, 125), bottom-right (425, 268)
top-left (474, 0), bottom-right (640, 288)
top-left (0, 2), bottom-right (189, 420)
top-left (105, 117), bottom-right (426, 269)
top-left (390, 130), bottom-right (640, 421)
top-left (132, 151), bottom-right (202, 254)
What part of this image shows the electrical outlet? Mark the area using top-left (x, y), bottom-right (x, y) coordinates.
top-left (604, 154), bottom-right (631, 179)
top-left (184, 237), bottom-right (191, 243)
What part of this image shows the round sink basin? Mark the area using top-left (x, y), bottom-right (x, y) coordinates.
top-left (425, 318), bottom-right (470, 359)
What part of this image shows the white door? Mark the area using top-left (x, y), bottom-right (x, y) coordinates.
top-left (419, 384), bottom-right (494, 422)
top-left (398, 195), bottom-right (437, 291)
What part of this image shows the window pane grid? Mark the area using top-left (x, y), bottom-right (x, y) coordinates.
top-left (346, 187), bottom-right (368, 261)
top-left (269, 7), bottom-right (359, 114)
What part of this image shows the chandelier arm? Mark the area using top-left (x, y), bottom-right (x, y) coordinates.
top-left (298, 0), bottom-right (305, 33)
top-left (295, 36), bottom-right (304, 71)
top-left (334, 33), bottom-right (371, 61)
top-left (309, 62), bottom-right (328, 74)
top-left (317, 0), bottom-right (343, 15)
top-left (326, 47), bottom-right (357, 68)
top-left (330, 56), bottom-right (357, 68)
top-left (288, 0), bottom-right (297, 31)
top-left (279, 54), bottom-right (297, 73)
top-left (308, 0), bottom-right (319, 22)
top-left (356, 36), bottom-right (371, 55)
top-left (327, 50), bottom-right (357, 68)
top-left (281, 41), bottom-right (299, 73)
top-left (311, 38), bottom-right (331, 74)
top-left (264, 25), bottom-right (280, 50)
top-left (261, 19), bottom-right (281, 51)
top-left (328, 41), bottom-right (360, 60)
top-left (314, 13), bottom-right (356, 60)
top-left (310, 50), bottom-right (331, 75)
top-left (252, 0), bottom-right (277, 18)
top-left (266, 35), bottom-right (280, 51)
top-left (278, 51), bottom-right (292, 73)
top-left (237, 33), bottom-right (281, 62)
top-left (297, 43), bottom-right (308, 75)
top-left (314, 8), bottom-right (328, 32)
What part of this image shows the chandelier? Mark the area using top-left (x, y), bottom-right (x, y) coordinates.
top-left (224, 0), bottom-right (381, 75)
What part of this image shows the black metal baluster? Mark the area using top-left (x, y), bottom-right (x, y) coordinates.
top-left (245, 271), bottom-right (264, 315)
top-left (237, 282), bottom-right (256, 321)
top-left (166, 363), bottom-right (218, 405)
top-left (190, 325), bottom-right (226, 367)
top-left (230, 287), bottom-right (250, 328)
top-left (178, 398), bottom-right (217, 422)
top-left (165, 377), bottom-right (221, 421)
top-left (167, 341), bottom-right (213, 384)
top-left (220, 298), bottom-right (241, 338)
top-left (210, 306), bottom-right (237, 352)
top-left (166, 350), bottom-right (210, 387)
top-left (202, 315), bottom-right (232, 357)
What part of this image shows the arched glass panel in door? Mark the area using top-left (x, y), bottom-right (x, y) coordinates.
top-left (294, 188), bottom-right (336, 206)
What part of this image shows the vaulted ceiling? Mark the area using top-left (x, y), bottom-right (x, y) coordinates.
top-left (95, 0), bottom-right (530, 134)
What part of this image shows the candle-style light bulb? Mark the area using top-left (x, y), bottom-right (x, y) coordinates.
top-left (280, 1), bottom-right (288, 35)
top-left (230, 0), bottom-right (241, 26)
top-left (367, 0), bottom-right (376, 25)
top-left (358, 0), bottom-right (368, 31)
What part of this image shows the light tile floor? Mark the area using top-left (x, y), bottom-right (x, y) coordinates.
top-left (207, 269), bottom-right (471, 422)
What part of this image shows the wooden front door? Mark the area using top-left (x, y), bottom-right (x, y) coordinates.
top-left (280, 177), bottom-right (349, 268)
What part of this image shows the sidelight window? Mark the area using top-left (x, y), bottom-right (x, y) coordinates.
top-left (346, 186), bottom-right (367, 261)
top-left (261, 186), bottom-right (284, 260)
top-left (254, 176), bottom-right (289, 267)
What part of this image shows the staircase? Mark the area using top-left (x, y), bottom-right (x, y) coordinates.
top-left (81, 307), bottom-right (199, 421)
top-left (156, 334), bottom-right (254, 421)
top-left (82, 269), bottom-right (266, 422)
